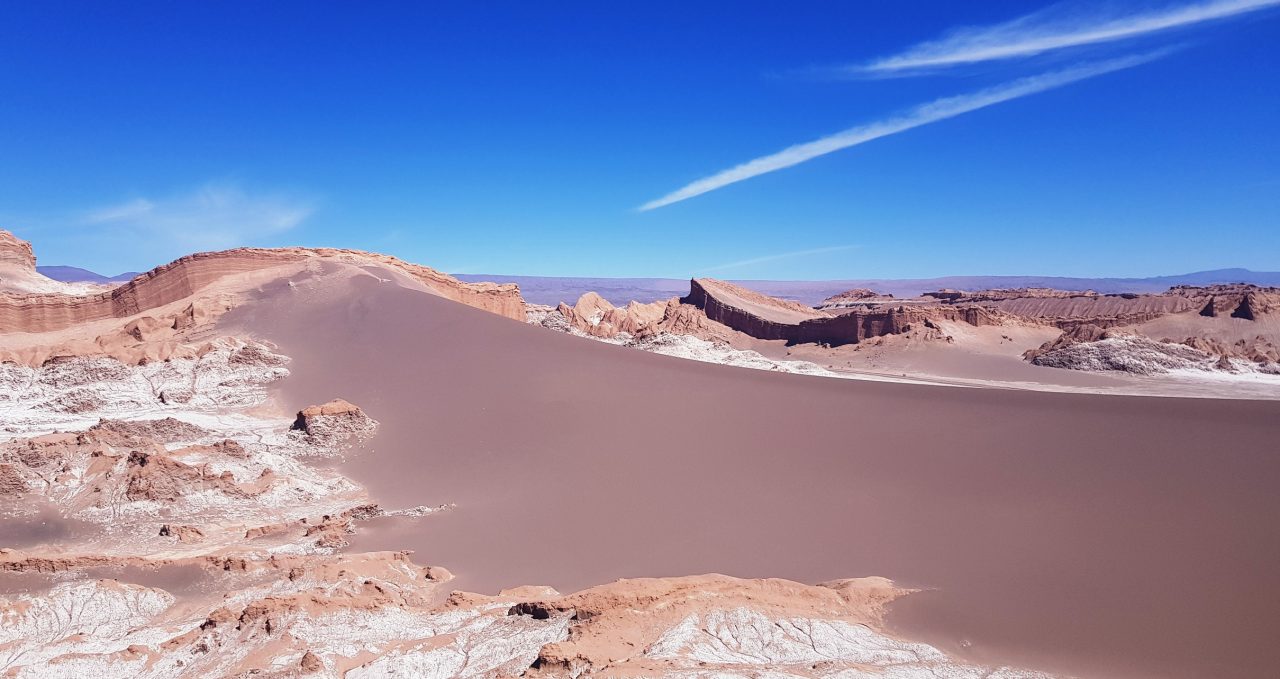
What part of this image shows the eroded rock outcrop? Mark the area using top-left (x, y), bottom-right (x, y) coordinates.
top-left (554, 292), bottom-right (670, 338)
top-left (1026, 326), bottom-right (1280, 376)
top-left (550, 292), bottom-right (743, 346)
top-left (290, 398), bottom-right (379, 450)
top-left (1188, 284), bottom-right (1280, 321)
top-left (501, 574), bottom-right (1045, 678)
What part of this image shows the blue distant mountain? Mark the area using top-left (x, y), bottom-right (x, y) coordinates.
top-left (38, 262), bottom-right (1280, 304)
top-left (37, 265), bottom-right (138, 284)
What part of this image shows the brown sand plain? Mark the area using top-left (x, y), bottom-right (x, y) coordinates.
top-left (225, 269), bottom-right (1280, 679)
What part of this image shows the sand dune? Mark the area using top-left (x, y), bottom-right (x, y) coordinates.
top-left (226, 270), bottom-right (1280, 679)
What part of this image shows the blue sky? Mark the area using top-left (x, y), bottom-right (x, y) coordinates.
top-left (2, 1), bottom-right (1277, 279)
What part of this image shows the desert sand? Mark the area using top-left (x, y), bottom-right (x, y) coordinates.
top-left (227, 269), bottom-right (1280, 679)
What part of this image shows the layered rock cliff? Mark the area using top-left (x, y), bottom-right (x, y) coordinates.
top-left (0, 230), bottom-right (36, 269)
top-left (684, 278), bottom-right (1002, 347)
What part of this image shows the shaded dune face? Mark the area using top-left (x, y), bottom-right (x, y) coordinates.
top-left (226, 274), bottom-right (1280, 679)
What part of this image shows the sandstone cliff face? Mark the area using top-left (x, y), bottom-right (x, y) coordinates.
top-left (794, 304), bottom-right (1002, 346)
top-left (682, 278), bottom-right (817, 341)
top-left (0, 230), bottom-right (36, 269)
top-left (1187, 284), bottom-right (1280, 321)
top-left (684, 278), bottom-right (1001, 347)
top-left (0, 230), bottom-right (103, 295)
top-left (0, 242), bottom-right (526, 334)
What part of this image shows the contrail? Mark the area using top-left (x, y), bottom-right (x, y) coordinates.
top-left (857, 0), bottom-right (1278, 76)
top-left (639, 53), bottom-right (1160, 211)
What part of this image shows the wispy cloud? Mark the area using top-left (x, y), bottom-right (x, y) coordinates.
top-left (83, 183), bottom-right (314, 252)
top-left (640, 53), bottom-right (1159, 211)
top-left (703, 245), bottom-right (859, 272)
top-left (854, 0), bottom-right (1278, 77)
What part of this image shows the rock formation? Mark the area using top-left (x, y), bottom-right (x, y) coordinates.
top-left (290, 398), bottom-right (379, 449)
top-left (684, 278), bottom-right (1003, 347)
top-left (0, 229), bottom-right (36, 269)
top-left (1018, 285), bottom-right (1280, 375)
top-left (1186, 284), bottom-right (1280, 321)
top-left (553, 291), bottom-right (669, 338)
top-left (0, 229), bottom-right (105, 295)
top-left (536, 274), bottom-right (1280, 384)
top-left (550, 292), bottom-right (743, 346)
top-left (1026, 324), bottom-right (1280, 376)
top-left (816, 287), bottom-right (894, 309)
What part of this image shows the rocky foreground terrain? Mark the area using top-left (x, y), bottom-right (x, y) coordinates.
top-left (0, 231), bottom-right (1051, 677)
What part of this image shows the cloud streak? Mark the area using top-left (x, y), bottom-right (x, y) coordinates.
top-left (856, 0), bottom-right (1278, 76)
top-left (640, 53), bottom-right (1158, 211)
top-left (84, 183), bottom-right (314, 252)
top-left (703, 245), bottom-right (858, 272)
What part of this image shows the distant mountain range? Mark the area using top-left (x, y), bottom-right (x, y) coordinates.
top-left (455, 268), bottom-right (1280, 306)
top-left (40, 264), bottom-right (1280, 306)
top-left (37, 266), bottom-right (139, 284)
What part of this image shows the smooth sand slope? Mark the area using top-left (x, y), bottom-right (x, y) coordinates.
top-left (227, 270), bottom-right (1280, 679)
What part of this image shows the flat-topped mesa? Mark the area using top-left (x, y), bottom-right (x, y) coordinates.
top-left (929, 287), bottom-right (1102, 302)
top-left (817, 288), bottom-right (894, 310)
top-left (0, 245), bottom-right (526, 334)
top-left (926, 287), bottom-right (1190, 329)
top-left (683, 278), bottom-right (1000, 347)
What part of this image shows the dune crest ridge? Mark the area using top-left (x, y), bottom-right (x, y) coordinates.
top-left (0, 230), bottom-right (526, 336)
